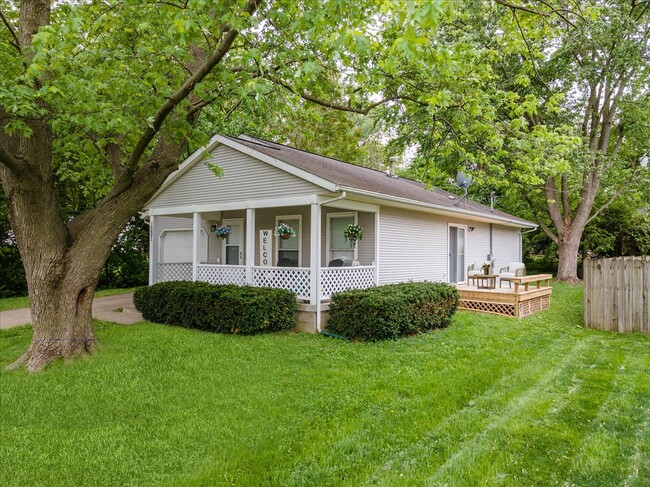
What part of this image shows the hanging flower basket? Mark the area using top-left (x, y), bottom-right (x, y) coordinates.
top-left (274, 223), bottom-right (296, 240)
top-left (343, 224), bottom-right (363, 248)
top-left (215, 224), bottom-right (232, 239)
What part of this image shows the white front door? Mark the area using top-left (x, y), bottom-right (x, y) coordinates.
top-left (222, 219), bottom-right (244, 265)
top-left (448, 225), bottom-right (466, 284)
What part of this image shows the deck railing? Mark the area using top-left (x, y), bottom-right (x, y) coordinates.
top-left (252, 266), bottom-right (311, 301)
top-left (156, 263), bottom-right (192, 282)
top-left (320, 266), bottom-right (376, 299)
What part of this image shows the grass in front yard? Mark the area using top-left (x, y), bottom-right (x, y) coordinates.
top-left (0, 287), bottom-right (141, 311)
top-left (1, 283), bottom-right (649, 486)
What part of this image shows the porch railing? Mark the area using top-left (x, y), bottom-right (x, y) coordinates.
top-left (320, 266), bottom-right (376, 299)
top-left (252, 266), bottom-right (311, 301)
top-left (197, 264), bottom-right (247, 286)
top-left (155, 263), bottom-right (376, 301)
top-left (156, 262), bottom-right (192, 282)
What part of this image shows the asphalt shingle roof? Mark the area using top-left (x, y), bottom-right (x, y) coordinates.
top-left (227, 135), bottom-right (535, 228)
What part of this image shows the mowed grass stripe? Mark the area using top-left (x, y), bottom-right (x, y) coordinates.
top-left (351, 327), bottom-right (587, 485)
top-left (417, 336), bottom-right (602, 486)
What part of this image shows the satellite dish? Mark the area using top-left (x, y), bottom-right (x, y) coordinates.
top-left (454, 171), bottom-right (473, 206)
top-left (456, 172), bottom-right (473, 189)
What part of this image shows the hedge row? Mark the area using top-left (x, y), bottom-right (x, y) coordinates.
top-left (326, 282), bottom-right (459, 341)
top-left (133, 281), bottom-right (297, 334)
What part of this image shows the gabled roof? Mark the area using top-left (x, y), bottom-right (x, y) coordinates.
top-left (147, 133), bottom-right (536, 228)
top-left (226, 135), bottom-right (536, 228)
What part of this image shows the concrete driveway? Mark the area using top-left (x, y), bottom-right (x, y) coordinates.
top-left (0, 293), bottom-right (143, 329)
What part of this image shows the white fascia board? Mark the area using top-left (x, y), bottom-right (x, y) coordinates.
top-left (339, 186), bottom-right (538, 229)
top-left (215, 135), bottom-right (339, 192)
top-left (148, 194), bottom-right (320, 216)
top-left (318, 196), bottom-right (379, 213)
top-left (145, 134), bottom-right (223, 207)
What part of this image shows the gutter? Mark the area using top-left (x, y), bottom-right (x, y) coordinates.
top-left (338, 186), bottom-right (537, 229)
top-left (319, 190), bottom-right (346, 207)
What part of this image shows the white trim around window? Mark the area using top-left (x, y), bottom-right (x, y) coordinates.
top-left (326, 211), bottom-right (358, 264)
top-left (447, 223), bottom-right (468, 285)
top-left (275, 214), bottom-right (303, 267)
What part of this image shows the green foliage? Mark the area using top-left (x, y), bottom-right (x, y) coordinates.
top-left (0, 190), bottom-right (26, 298)
top-left (98, 217), bottom-right (149, 290)
top-left (583, 202), bottom-right (650, 258)
top-left (327, 282), bottom-right (459, 340)
top-left (133, 281), bottom-right (297, 334)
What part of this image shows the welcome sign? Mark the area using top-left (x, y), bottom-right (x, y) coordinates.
top-left (260, 230), bottom-right (273, 266)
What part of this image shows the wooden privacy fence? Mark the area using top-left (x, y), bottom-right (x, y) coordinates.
top-left (584, 256), bottom-right (650, 333)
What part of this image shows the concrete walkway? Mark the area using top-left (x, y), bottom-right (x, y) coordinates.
top-left (0, 293), bottom-right (143, 329)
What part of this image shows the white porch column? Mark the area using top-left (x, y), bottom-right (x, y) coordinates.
top-left (246, 208), bottom-right (255, 284)
top-left (192, 212), bottom-right (201, 281)
top-left (374, 208), bottom-right (380, 285)
top-left (310, 203), bottom-right (322, 329)
top-left (149, 215), bottom-right (156, 284)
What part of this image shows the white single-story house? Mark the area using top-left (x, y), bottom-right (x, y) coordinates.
top-left (141, 134), bottom-right (538, 330)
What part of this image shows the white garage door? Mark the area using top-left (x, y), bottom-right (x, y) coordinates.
top-left (161, 230), bottom-right (207, 263)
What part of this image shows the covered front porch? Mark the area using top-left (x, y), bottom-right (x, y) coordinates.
top-left (148, 196), bottom-right (379, 312)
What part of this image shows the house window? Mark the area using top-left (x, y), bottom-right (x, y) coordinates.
top-left (275, 215), bottom-right (301, 267)
top-left (328, 212), bottom-right (357, 263)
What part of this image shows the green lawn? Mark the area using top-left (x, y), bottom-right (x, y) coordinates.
top-left (1, 284), bottom-right (649, 486)
top-left (0, 287), bottom-right (140, 312)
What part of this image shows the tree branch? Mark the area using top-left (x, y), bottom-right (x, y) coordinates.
top-left (523, 192), bottom-right (558, 243)
top-left (0, 9), bottom-right (21, 53)
top-left (266, 74), bottom-right (397, 115)
top-left (544, 177), bottom-right (566, 232)
top-left (494, 0), bottom-right (548, 16)
top-left (0, 143), bottom-right (30, 178)
top-left (123, 0), bottom-right (261, 174)
top-left (561, 173), bottom-right (572, 223)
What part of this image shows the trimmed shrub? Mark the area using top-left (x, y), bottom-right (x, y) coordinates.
top-left (133, 281), bottom-right (297, 334)
top-left (326, 282), bottom-right (459, 341)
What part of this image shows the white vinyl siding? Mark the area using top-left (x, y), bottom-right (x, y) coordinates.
top-left (148, 144), bottom-right (320, 208)
top-left (378, 206), bottom-right (447, 284)
top-left (464, 222), bottom-right (491, 276)
top-left (492, 225), bottom-right (522, 270)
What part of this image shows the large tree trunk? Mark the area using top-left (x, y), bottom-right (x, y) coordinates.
top-left (556, 229), bottom-right (582, 284)
top-left (10, 278), bottom-right (98, 372)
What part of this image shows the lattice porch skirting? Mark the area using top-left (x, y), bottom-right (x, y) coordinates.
top-left (459, 293), bottom-right (551, 318)
top-left (460, 300), bottom-right (516, 317)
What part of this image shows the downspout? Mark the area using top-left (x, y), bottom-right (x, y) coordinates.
top-left (489, 223), bottom-right (493, 262)
top-left (319, 190), bottom-right (347, 207)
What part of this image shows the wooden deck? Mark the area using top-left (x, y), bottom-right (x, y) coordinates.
top-left (456, 282), bottom-right (552, 318)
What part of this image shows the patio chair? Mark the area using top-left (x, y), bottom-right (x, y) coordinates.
top-left (277, 258), bottom-right (294, 267)
top-left (467, 261), bottom-right (491, 278)
top-left (328, 259), bottom-right (344, 267)
top-left (499, 262), bottom-right (526, 288)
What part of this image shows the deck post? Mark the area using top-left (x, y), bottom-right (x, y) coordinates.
top-left (310, 203), bottom-right (321, 329)
top-left (149, 215), bottom-right (156, 284)
top-left (192, 212), bottom-right (201, 281)
top-left (246, 208), bottom-right (255, 284)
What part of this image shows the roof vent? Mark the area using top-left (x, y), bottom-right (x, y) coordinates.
top-left (387, 156), bottom-right (399, 178)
